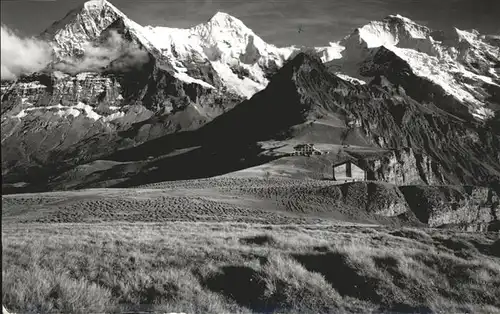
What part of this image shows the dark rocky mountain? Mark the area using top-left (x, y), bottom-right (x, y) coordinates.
top-left (66, 53), bottom-right (499, 188)
top-left (1, 37), bottom-right (243, 189)
top-left (1, 0), bottom-right (333, 191)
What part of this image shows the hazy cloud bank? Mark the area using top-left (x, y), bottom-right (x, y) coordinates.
top-left (1, 24), bottom-right (52, 80)
top-left (53, 30), bottom-right (150, 75)
top-left (1, 26), bottom-right (149, 80)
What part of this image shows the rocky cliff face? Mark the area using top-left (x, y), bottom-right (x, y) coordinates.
top-left (1, 60), bottom-right (243, 185)
top-left (337, 182), bottom-right (500, 231)
top-left (367, 148), bottom-right (447, 185)
top-left (400, 185), bottom-right (500, 231)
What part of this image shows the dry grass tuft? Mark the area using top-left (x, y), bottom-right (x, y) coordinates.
top-left (2, 222), bottom-right (499, 313)
top-left (239, 234), bottom-right (277, 246)
top-left (260, 253), bottom-right (345, 313)
top-left (2, 265), bottom-right (113, 314)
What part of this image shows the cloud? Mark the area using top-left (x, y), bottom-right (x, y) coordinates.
top-left (52, 30), bottom-right (150, 74)
top-left (0, 26), bottom-right (149, 80)
top-left (1, 24), bottom-right (52, 80)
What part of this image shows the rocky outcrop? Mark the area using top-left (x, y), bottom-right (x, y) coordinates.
top-left (367, 148), bottom-right (447, 185)
top-left (339, 182), bottom-right (410, 217)
top-left (241, 179), bottom-right (499, 230)
top-left (400, 185), bottom-right (500, 231)
top-left (321, 181), bottom-right (499, 230)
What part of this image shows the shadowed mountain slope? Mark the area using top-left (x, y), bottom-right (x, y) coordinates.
top-left (51, 52), bottom-right (500, 191)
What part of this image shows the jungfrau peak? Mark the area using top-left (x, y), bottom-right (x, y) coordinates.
top-left (333, 14), bottom-right (500, 121)
top-left (353, 14), bottom-right (431, 49)
top-left (337, 14), bottom-right (433, 64)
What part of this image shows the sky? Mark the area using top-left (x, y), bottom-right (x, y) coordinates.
top-left (1, 0), bottom-right (500, 47)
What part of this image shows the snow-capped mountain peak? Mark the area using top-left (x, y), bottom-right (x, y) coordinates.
top-left (12, 2), bottom-right (500, 120)
top-left (40, 2), bottom-right (300, 97)
top-left (191, 11), bottom-right (271, 63)
top-left (206, 11), bottom-right (247, 28)
top-left (341, 14), bottom-right (431, 51)
top-left (41, 0), bottom-right (130, 57)
top-left (82, 0), bottom-right (107, 10)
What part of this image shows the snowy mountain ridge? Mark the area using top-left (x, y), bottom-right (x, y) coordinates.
top-left (2, 0), bottom-right (499, 119)
top-left (31, 0), bottom-right (500, 120)
top-left (40, 0), bottom-right (341, 98)
top-left (333, 14), bottom-right (500, 120)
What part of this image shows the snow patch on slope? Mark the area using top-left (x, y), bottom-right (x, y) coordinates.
top-left (388, 46), bottom-right (495, 119)
top-left (14, 110), bottom-right (27, 119)
top-left (57, 107), bottom-right (81, 118)
top-left (174, 72), bottom-right (215, 89)
top-left (12, 101), bottom-right (126, 122)
top-left (335, 73), bottom-right (366, 85)
top-left (314, 43), bottom-right (345, 62)
top-left (74, 102), bottom-right (100, 120)
top-left (102, 111), bottom-right (125, 122)
top-left (489, 67), bottom-right (499, 78)
top-left (210, 61), bottom-right (264, 98)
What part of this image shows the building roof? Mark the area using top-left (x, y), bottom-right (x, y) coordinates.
top-left (333, 159), bottom-right (364, 169)
top-left (294, 143), bottom-right (315, 149)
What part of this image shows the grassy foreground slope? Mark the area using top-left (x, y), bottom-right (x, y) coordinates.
top-left (2, 178), bottom-right (500, 313)
top-left (2, 222), bottom-right (500, 314)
